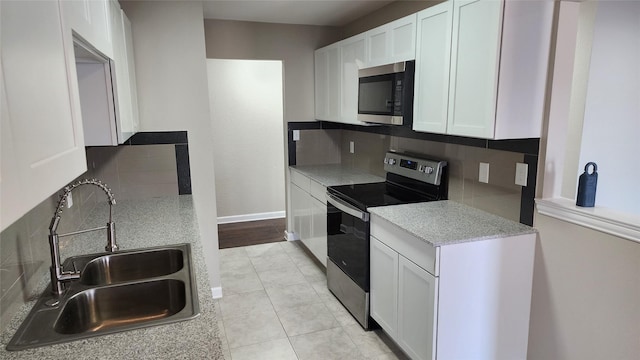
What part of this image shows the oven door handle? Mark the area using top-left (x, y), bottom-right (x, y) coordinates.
top-left (326, 194), bottom-right (370, 222)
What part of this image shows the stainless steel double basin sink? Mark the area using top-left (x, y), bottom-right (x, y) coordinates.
top-left (7, 243), bottom-right (199, 350)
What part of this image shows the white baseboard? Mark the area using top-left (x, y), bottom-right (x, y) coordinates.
top-left (211, 287), bottom-right (223, 299)
top-left (217, 211), bottom-right (285, 224)
top-left (284, 230), bottom-right (299, 241)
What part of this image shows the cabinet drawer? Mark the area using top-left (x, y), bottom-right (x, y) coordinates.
top-left (371, 216), bottom-right (438, 276)
top-left (290, 169), bottom-right (310, 192)
top-left (309, 179), bottom-right (326, 203)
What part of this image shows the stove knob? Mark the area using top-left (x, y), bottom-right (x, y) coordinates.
top-left (388, 158), bottom-right (397, 165)
top-left (424, 166), bottom-right (434, 174)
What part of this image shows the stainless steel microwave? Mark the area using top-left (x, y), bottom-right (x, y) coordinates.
top-left (357, 61), bottom-right (414, 126)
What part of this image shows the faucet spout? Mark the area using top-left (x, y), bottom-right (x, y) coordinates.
top-left (48, 179), bottom-right (117, 296)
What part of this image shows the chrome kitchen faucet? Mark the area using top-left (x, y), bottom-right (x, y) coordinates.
top-left (48, 179), bottom-right (117, 296)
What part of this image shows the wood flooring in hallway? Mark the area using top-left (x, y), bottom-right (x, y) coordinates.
top-left (217, 218), bottom-right (286, 249)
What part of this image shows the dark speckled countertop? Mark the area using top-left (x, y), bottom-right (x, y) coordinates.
top-left (0, 195), bottom-right (223, 359)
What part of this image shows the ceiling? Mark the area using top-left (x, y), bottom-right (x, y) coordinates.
top-left (202, 0), bottom-right (396, 27)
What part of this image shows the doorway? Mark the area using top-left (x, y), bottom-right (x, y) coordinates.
top-left (206, 59), bottom-right (286, 248)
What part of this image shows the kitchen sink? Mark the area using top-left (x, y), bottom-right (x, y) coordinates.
top-left (55, 279), bottom-right (186, 334)
top-left (6, 243), bottom-right (199, 351)
top-left (80, 248), bottom-right (184, 285)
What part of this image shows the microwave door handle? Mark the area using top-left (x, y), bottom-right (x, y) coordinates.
top-left (326, 194), bottom-right (370, 222)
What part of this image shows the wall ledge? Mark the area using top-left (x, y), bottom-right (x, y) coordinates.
top-left (535, 198), bottom-right (640, 243)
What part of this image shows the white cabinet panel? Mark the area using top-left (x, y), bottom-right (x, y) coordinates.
top-left (111, 1), bottom-right (138, 144)
top-left (398, 255), bottom-right (437, 360)
top-left (289, 171), bottom-right (327, 266)
top-left (121, 10), bottom-right (140, 139)
top-left (1, 0), bottom-right (87, 231)
top-left (340, 35), bottom-right (366, 124)
top-left (447, 0), bottom-right (503, 139)
top-left (60, 0), bottom-right (113, 59)
top-left (309, 196), bottom-right (327, 267)
top-left (370, 237), bottom-right (399, 337)
top-left (366, 14), bottom-right (416, 67)
top-left (413, 2), bottom-right (453, 134)
top-left (314, 49), bottom-right (329, 120)
top-left (314, 45), bottom-right (341, 121)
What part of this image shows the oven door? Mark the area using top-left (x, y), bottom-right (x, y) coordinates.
top-left (326, 193), bottom-right (370, 291)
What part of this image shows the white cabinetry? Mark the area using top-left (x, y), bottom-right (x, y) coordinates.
top-left (413, 1), bottom-right (453, 134)
top-left (370, 215), bottom-right (535, 360)
top-left (110, 1), bottom-right (140, 143)
top-left (1, 0), bottom-right (87, 231)
top-left (289, 169), bottom-right (327, 266)
top-left (413, 0), bottom-right (553, 139)
top-left (340, 34), bottom-right (366, 124)
top-left (365, 14), bottom-right (417, 67)
top-left (314, 35), bottom-right (367, 125)
top-left (60, 0), bottom-right (114, 59)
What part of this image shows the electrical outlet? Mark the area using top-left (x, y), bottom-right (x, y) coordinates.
top-left (66, 193), bottom-right (73, 208)
top-left (293, 130), bottom-right (300, 141)
top-left (479, 162), bottom-right (490, 183)
top-left (515, 162), bottom-right (528, 186)
top-left (350, 141), bottom-right (355, 154)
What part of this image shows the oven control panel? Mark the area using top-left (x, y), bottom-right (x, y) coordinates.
top-left (384, 151), bottom-right (447, 185)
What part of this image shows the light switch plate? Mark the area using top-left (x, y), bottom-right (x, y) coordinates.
top-left (293, 130), bottom-right (300, 141)
top-left (515, 162), bottom-right (528, 186)
top-left (479, 162), bottom-right (490, 183)
top-left (350, 141), bottom-right (355, 154)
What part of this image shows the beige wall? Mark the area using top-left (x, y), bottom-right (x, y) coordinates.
top-left (121, 0), bottom-right (221, 291)
top-left (528, 214), bottom-right (640, 359)
top-left (207, 59), bottom-right (285, 219)
top-left (341, 0), bottom-right (442, 38)
top-left (204, 19), bottom-right (340, 123)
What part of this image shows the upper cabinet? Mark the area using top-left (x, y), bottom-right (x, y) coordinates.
top-left (414, 0), bottom-right (553, 139)
top-left (315, 34), bottom-right (367, 125)
top-left (111, 1), bottom-right (140, 144)
top-left (1, 0), bottom-right (87, 231)
top-left (365, 14), bottom-right (417, 68)
top-left (65, 0), bottom-right (140, 146)
top-left (60, 0), bottom-right (114, 59)
top-left (413, 2), bottom-right (453, 134)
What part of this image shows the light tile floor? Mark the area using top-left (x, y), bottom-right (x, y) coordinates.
top-left (215, 241), bottom-right (409, 360)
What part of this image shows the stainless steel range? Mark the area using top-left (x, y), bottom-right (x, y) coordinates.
top-left (325, 151), bottom-right (447, 329)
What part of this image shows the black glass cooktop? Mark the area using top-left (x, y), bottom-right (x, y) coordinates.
top-left (327, 181), bottom-right (439, 211)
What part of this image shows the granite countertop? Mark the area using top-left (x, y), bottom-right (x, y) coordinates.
top-left (290, 164), bottom-right (385, 187)
top-left (369, 200), bottom-right (536, 247)
top-left (0, 196), bottom-right (223, 359)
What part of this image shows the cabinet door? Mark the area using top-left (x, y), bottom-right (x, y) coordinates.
top-left (327, 46), bottom-right (341, 121)
top-left (1, 0), bottom-right (87, 231)
top-left (398, 255), bottom-right (437, 360)
top-left (60, 0), bottom-right (113, 59)
top-left (388, 14), bottom-right (417, 63)
top-left (309, 197), bottom-right (327, 266)
top-left (122, 10), bottom-right (140, 137)
top-left (370, 237), bottom-right (399, 337)
top-left (340, 35), bottom-right (366, 125)
top-left (110, 1), bottom-right (136, 144)
top-left (366, 14), bottom-right (416, 67)
top-left (413, 1), bottom-right (453, 134)
top-left (314, 49), bottom-right (329, 120)
top-left (447, 0), bottom-right (503, 139)
top-left (290, 183), bottom-right (310, 242)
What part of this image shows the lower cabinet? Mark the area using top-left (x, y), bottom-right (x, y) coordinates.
top-left (370, 214), bottom-right (535, 360)
top-left (289, 170), bottom-right (327, 266)
top-left (371, 237), bottom-right (436, 360)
